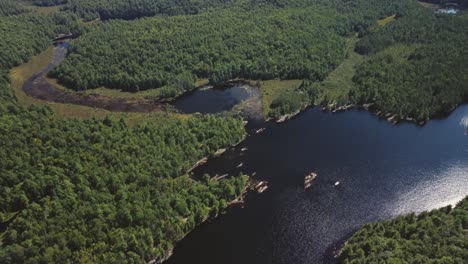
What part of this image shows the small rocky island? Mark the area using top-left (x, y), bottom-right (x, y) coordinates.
top-left (251, 180), bottom-right (269, 193)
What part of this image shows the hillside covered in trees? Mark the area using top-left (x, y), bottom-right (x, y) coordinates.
top-left (48, 0), bottom-right (468, 121)
top-left (48, 0), bottom-right (411, 94)
top-left (65, 0), bottom-right (241, 20)
top-left (0, 2), bottom-right (248, 263)
top-left (340, 197), bottom-right (468, 263)
top-left (49, 5), bottom-right (349, 94)
top-left (350, 6), bottom-right (468, 121)
top-left (0, 105), bottom-right (248, 263)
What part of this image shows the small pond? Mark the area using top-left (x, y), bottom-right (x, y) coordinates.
top-left (174, 85), bottom-right (250, 114)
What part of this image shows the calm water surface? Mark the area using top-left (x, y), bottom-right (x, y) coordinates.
top-left (174, 86), bottom-right (250, 114)
top-left (168, 104), bottom-right (468, 264)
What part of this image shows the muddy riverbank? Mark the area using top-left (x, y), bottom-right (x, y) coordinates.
top-left (23, 42), bottom-right (168, 113)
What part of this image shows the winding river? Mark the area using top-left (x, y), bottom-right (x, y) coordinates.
top-left (23, 42), bottom-right (164, 113)
top-left (22, 41), bottom-right (468, 264)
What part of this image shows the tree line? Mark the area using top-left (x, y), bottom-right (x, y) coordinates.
top-left (340, 196), bottom-right (468, 263)
top-left (350, 7), bottom-right (468, 121)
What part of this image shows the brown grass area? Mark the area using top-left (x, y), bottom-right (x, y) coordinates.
top-left (49, 76), bottom-right (210, 100)
top-left (259, 79), bottom-right (302, 116)
top-left (9, 45), bottom-right (188, 124)
top-left (418, 1), bottom-right (441, 10)
top-left (377, 14), bottom-right (396, 26)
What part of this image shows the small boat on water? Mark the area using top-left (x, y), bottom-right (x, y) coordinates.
top-left (334, 181), bottom-right (340, 186)
top-left (304, 172), bottom-right (317, 189)
top-left (255, 128), bottom-right (266, 134)
top-left (252, 181), bottom-right (269, 193)
top-left (236, 162), bottom-right (244, 168)
top-left (241, 147), bottom-right (248, 151)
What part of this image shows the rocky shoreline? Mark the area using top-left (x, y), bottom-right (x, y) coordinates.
top-left (150, 174), bottom-right (270, 264)
top-left (187, 132), bottom-right (247, 174)
top-left (271, 100), bottom-right (435, 126)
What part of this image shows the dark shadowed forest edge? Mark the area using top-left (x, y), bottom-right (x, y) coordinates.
top-left (339, 196), bottom-right (468, 263)
top-left (0, 0), bottom-right (467, 263)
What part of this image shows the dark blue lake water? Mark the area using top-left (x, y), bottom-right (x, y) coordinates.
top-left (174, 86), bottom-right (250, 114)
top-left (167, 105), bottom-right (468, 264)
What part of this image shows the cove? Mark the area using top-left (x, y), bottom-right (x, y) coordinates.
top-left (167, 105), bottom-right (468, 264)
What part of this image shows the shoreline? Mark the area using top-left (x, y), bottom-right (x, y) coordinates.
top-left (151, 175), bottom-right (264, 264)
top-left (19, 42), bottom-right (463, 127)
top-left (270, 100), bottom-right (467, 126)
top-left (20, 43), bottom-right (265, 116)
top-left (186, 133), bottom-right (247, 174)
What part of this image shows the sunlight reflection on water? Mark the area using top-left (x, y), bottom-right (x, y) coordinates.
top-left (389, 162), bottom-right (468, 216)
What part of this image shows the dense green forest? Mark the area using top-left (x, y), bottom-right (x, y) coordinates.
top-left (49, 4), bottom-right (349, 95)
top-left (340, 197), bottom-right (468, 263)
top-left (65, 0), bottom-right (240, 20)
top-left (0, 2), bottom-right (249, 263)
top-left (268, 1), bottom-right (468, 120)
top-left (6, 1), bottom-right (467, 122)
top-left (0, 105), bottom-right (247, 263)
top-left (50, 0), bottom-right (468, 121)
top-left (50, 0), bottom-right (412, 97)
top-left (0, 0), bottom-right (25, 16)
top-left (350, 8), bottom-right (468, 121)
top-left (32, 0), bottom-right (67, 7)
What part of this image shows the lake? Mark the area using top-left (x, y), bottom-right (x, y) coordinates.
top-left (167, 104), bottom-right (468, 264)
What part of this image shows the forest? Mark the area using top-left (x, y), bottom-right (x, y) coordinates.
top-left (0, 2), bottom-right (248, 263)
top-left (1, 0), bottom-right (468, 262)
top-left (0, 104), bottom-right (248, 263)
top-left (64, 0), bottom-right (240, 20)
top-left (269, 1), bottom-right (468, 121)
top-left (49, 4), bottom-right (349, 95)
top-left (350, 7), bottom-right (468, 121)
top-left (49, 0), bottom-right (468, 121)
top-left (32, 0), bottom-right (67, 7)
top-left (340, 197), bottom-right (468, 263)
top-left (0, 1), bottom-right (24, 16)
top-left (50, 0), bottom-right (413, 96)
